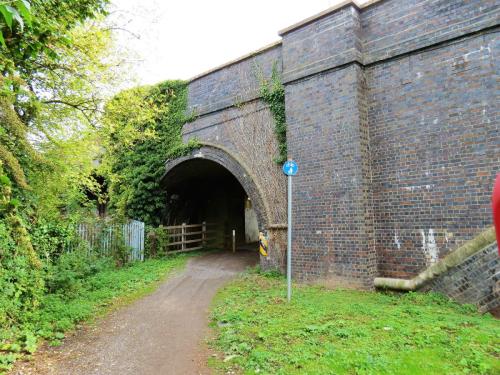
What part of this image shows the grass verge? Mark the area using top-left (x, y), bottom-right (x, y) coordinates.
top-left (209, 269), bottom-right (500, 375)
top-left (0, 252), bottom-right (198, 373)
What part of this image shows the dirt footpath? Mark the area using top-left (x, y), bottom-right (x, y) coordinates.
top-left (12, 250), bottom-right (258, 375)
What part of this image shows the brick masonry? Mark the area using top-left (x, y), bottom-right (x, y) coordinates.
top-left (285, 64), bottom-right (377, 287)
top-left (166, 0), bottom-right (499, 303)
top-left (423, 242), bottom-right (499, 313)
top-left (367, 32), bottom-right (499, 278)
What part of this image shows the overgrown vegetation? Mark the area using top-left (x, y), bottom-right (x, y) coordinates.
top-left (260, 65), bottom-right (287, 164)
top-left (0, 0), bottom-right (118, 355)
top-left (210, 270), bottom-right (500, 374)
top-left (100, 80), bottom-right (199, 226)
top-left (145, 225), bottom-right (171, 258)
top-left (0, 253), bottom-right (194, 372)
top-left (1, 1), bottom-right (201, 364)
top-left (0, 163), bottom-right (44, 336)
top-left (0, 0), bottom-right (191, 371)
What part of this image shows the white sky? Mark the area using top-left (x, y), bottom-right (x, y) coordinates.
top-left (109, 0), bottom-right (368, 86)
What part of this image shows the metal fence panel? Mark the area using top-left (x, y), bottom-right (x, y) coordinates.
top-left (69, 220), bottom-right (145, 261)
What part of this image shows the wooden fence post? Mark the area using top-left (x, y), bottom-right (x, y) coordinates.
top-left (181, 223), bottom-right (186, 252)
top-left (232, 229), bottom-right (236, 253)
top-left (202, 221), bottom-right (207, 247)
top-left (147, 230), bottom-right (157, 258)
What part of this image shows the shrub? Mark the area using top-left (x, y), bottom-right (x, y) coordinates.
top-left (0, 168), bottom-right (44, 330)
top-left (45, 248), bottom-right (113, 297)
top-left (31, 219), bottom-right (76, 262)
top-left (145, 225), bottom-right (170, 258)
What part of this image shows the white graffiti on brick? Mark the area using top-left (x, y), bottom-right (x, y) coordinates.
top-left (394, 231), bottom-right (401, 250)
top-left (421, 229), bottom-right (439, 265)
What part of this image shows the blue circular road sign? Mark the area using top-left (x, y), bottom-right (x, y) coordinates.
top-left (283, 160), bottom-right (298, 176)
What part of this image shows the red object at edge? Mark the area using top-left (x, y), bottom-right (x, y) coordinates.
top-left (493, 174), bottom-right (500, 256)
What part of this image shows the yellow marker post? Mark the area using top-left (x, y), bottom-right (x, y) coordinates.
top-left (259, 232), bottom-right (268, 257)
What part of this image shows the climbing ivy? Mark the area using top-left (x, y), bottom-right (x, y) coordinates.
top-left (260, 66), bottom-right (287, 164)
top-left (0, 162), bottom-right (44, 346)
top-left (101, 80), bottom-right (199, 226)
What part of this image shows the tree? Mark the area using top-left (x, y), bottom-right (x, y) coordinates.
top-left (0, 1), bottom-right (31, 47)
top-left (0, 0), bottom-right (116, 336)
top-left (28, 20), bottom-right (130, 220)
top-left (0, 0), bottom-right (109, 195)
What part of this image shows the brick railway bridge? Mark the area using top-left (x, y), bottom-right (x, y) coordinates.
top-left (161, 0), bottom-right (499, 311)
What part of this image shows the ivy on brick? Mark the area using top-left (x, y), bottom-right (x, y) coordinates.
top-left (260, 66), bottom-right (287, 165)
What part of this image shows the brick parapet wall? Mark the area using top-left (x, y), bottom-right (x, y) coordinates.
top-left (422, 242), bottom-right (499, 313)
top-left (281, 5), bottom-right (363, 84)
top-left (280, 0), bottom-right (499, 84)
top-left (361, 0), bottom-right (499, 65)
top-left (187, 44), bottom-right (282, 117)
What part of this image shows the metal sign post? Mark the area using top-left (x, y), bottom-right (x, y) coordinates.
top-left (283, 159), bottom-right (298, 302)
top-left (493, 173), bottom-right (500, 256)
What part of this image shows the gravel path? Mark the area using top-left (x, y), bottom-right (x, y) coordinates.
top-left (11, 250), bottom-right (258, 375)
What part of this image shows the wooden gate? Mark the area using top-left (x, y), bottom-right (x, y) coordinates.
top-left (155, 222), bottom-right (218, 254)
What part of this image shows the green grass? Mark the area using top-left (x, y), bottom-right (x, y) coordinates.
top-left (209, 269), bottom-right (500, 375)
top-left (0, 253), bottom-right (197, 373)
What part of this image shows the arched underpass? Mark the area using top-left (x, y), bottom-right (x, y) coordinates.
top-left (161, 157), bottom-right (260, 250)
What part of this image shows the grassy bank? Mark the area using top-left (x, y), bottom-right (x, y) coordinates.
top-left (0, 253), bottom-right (195, 372)
top-left (210, 269), bottom-right (499, 375)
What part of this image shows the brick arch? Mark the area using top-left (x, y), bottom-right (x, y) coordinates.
top-left (162, 143), bottom-right (271, 229)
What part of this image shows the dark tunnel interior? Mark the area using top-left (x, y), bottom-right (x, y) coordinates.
top-left (161, 159), bottom-right (259, 247)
